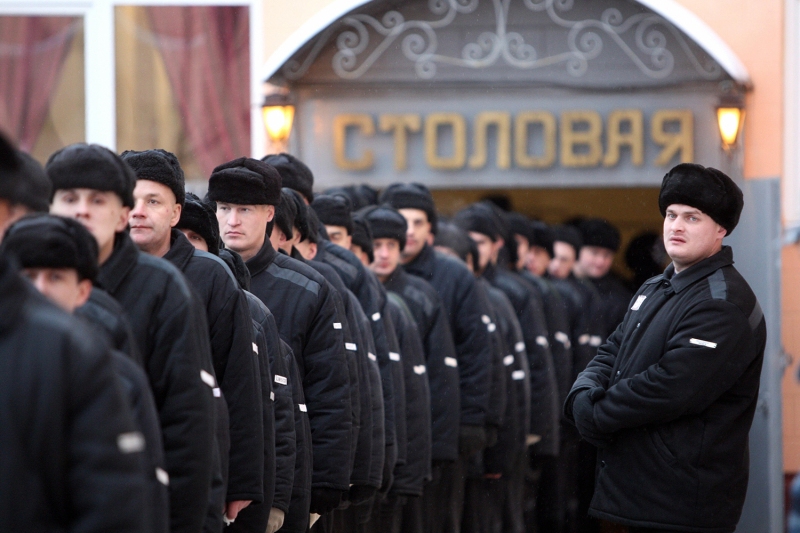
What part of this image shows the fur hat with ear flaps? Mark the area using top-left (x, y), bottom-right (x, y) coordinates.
top-left (46, 143), bottom-right (136, 208)
top-left (208, 157), bottom-right (282, 206)
top-left (658, 163), bottom-right (743, 236)
top-left (175, 192), bottom-right (220, 255)
top-left (121, 149), bottom-right (186, 207)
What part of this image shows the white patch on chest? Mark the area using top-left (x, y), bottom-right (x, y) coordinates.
top-left (631, 295), bottom-right (647, 311)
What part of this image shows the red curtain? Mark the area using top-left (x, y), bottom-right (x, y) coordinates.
top-left (146, 6), bottom-right (251, 177)
top-left (0, 17), bottom-right (77, 151)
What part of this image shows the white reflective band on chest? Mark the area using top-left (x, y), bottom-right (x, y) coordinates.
top-left (515, 341), bottom-right (525, 353)
top-left (372, 312), bottom-right (381, 321)
top-left (690, 338), bottom-right (717, 349)
top-left (252, 342), bottom-right (258, 355)
top-left (590, 336), bottom-right (603, 347)
top-left (213, 388), bottom-right (221, 398)
top-left (200, 369), bottom-right (216, 388)
top-left (481, 314), bottom-right (491, 324)
top-left (512, 370), bottom-right (526, 381)
top-left (274, 375), bottom-right (288, 386)
top-left (414, 365), bottom-right (427, 375)
top-left (270, 392), bottom-right (275, 401)
top-left (445, 357), bottom-right (458, 368)
top-left (504, 355), bottom-right (515, 366)
top-left (118, 432), bottom-right (145, 454)
top-left (578, 334), bottom-right (591, 345)
top-left (346, 342), bottom-right (357, 351)
top-left (368, 352), bottom-right (377, 361)
top-left (488, 323), bottom-right (496, 333)
top-left (389, 352), bottom-right (401, 361)
top-left (333, 322), bottom-right (343, 330)
top-left (299, 403), bottom-right (308, 412)
top-left (536, 336), bottom-right (549, 347)
top-left (156, 467), bottom-right (170, 486)
top-left (631, 295), bottom-right (647, 311)
top-left (555, 332), bottom-right (570, 345)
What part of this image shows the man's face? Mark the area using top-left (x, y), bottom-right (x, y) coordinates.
top-left (295, 239), bottom-right (317, 261)
top-left (130, 180), bottom-right (181, 256)
top-left (350, 244), bottom-right (371, 268)
top-left (527, 246), bottom-right (551, 277)
top-left (398, 208), bottom-right (431, 263)
top-left (180, 229), bottom-right (208, 252)
top-left (216, 202), bottom-right (274, 262)
top-left (514, 234), bottom-right (530, 271)
top-left (326, 225), bottom-right (352, 249)
top-left (663, 204), bottom-right (726, 272)
top-left (469, 232), bottom-right (495, 274)
top-left (21, 267), bottom-right (92, 313)
top-left (578, 245), bottom-right (615, 279)
top-left (269, 225), bottom-right (292, 254)
top-left (51, 189), bottom-right (130, 265)
top-left (371, 238), bottom-right (401, 280)
top-left (548, 241), bottom-right (576, 279)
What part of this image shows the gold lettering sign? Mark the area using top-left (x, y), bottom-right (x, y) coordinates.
top-left (603, 109), bottom-right (644, 167)
top-left (560, 110), bottom-right (603, 167)
top-left (515, 111), bottom-right (556, 169)
top-left (333, 114), bottom-right (375, 171)
top-left (652, 109), bottom-right (694, 165)
top-left (379, 114), bottom-right (421, 170)
top-left (468, 111), bottom-right (511, 170)
top-left (425, 113), bottom-right (467, 170)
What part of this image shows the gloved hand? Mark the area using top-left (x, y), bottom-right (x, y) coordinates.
top-left (266, 508), bottom-right (285, 533)
top-left (459, 425), bottom-right (487, 456)
top-left (572, 389), bottom-right (611, 448)
top-left (348, 484), bottom-right (377, 506)
top-left (309, 488), bottom-right (344, 515)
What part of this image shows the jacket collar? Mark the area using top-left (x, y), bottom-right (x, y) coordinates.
top-left (244, 237), bottom-right (277, 278)
top-left (403, 243), bottom-right (435, 279)
top-left (481, 262), bottom-right (498, 282)
top-left (646, 246), bottom-right (734, 294)
top-left (97, 232), bottom-right (140, 294)
top-left (383, 265), bottom-right (408, 292)
top-left (163, 229), bottom-right (194, 272)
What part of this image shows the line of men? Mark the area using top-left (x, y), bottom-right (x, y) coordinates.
top-left (0, 133), bottom-right (636, 533)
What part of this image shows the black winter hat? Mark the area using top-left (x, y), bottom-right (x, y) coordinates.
top-left (658, 163), bottom-right (743, 235)
top-left (362, 205), bottom-right (407, 252)
top-left (263, 153), bottom-right (314, 204)
top-left (529, 220), bottom-right (555, 258)
top-left (578, 218), bottom-right (621, 252)
top-left (208, 157), bottom-right (282, 206)
top-left (312, 194), bottom-right (353, 235)
top-left (121, 149), bottom-right (186, 206)
top-left (453, 202), bottom-right (503, 241)
top-left (6, 151), bottom-right (51, 212)
top-left (175, 192), bottom-right (220, 255)
top-left (219, 248), bottom-right (251, 291)
top-left (304, 206), bottom-right (321, 244)
top-left (274, 188), bottom-right (299, 241)
top-left (285, 188), bottom-right (310, 242)
top-left (325, 185), bottom-right (379, 211)
top-left (46, 143), bottom-right (136, 208)
top-left (1, 214), bottom-right (99, 281)
top-left (553, 225), bottom-right (583, 254)
top-left (351, 212), bottom-right (375, 262)
top-left (434, 222), bottom-right (478, 271)
top-left (380, 182), bottom-right (438, 234)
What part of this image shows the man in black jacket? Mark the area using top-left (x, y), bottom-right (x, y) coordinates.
top-left (210, 157), bottom-right (352, 530)
top-left (0, 136), bottom-right (148, 532)
top-left (122, 149), bottom-right (269, 532)
top-left (381, 183), bottom-right (492, 533)
top-left (565, 164), bottom-right (766, 532)
top-left (47, 143), bottom-right (215, 533)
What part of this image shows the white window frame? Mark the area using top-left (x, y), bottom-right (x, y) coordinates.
top-left (0, 0), bottom-right (265, 158)
top-left (786, 0), bottom-right (800, 232)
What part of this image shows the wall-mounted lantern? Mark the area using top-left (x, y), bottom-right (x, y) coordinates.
top-left (716, 92), bottom-right (746, 152)
top-left (262, 93), bottom-right (295, 144)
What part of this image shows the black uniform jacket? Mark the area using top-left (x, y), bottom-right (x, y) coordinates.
top-left (0, 257), bottom-right (148, 533)
top-left (246, 238), bottom-right (352, 492)
top-left (404, 244), bottom-right (492, 429)
top-left (589, 272), bottom-right (634, 340)
top-left (384, 265), bottom-right (461, 462)
top-left (475, 278), bottom-right (508, 435)
top-left (566, 247), bottom-right (766, 532)
top-left (165, 229), bottom-right (265, 504)
top-left (97, 231), bottom-right (215, 533)
top-left (386, 293), bottom-right (433, 497)
top-left (483, 263), bottom-right (559, 455)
